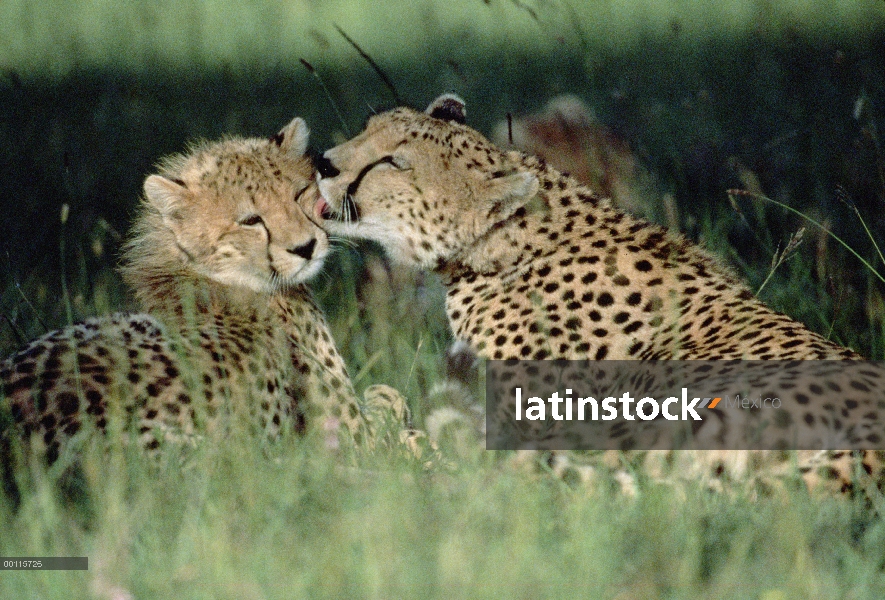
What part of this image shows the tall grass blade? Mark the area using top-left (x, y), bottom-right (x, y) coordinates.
top-left (728, 190), bottom-right (885, 286)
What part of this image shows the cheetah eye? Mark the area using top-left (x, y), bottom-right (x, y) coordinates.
top-left (238, 214), bottom-right (264, 227)
top-left (293, 185), bottom-right (310, 203)
top-left (380, 155), bottom-right (411, 171)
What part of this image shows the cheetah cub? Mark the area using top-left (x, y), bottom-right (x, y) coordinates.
top-left (1, 118), bottom-right (400, 467)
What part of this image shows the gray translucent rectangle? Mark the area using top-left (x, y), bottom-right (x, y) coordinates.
top-left (0, 557), bottom-right (88, 570)
top-left (485, 360), bottom-right (885, 450)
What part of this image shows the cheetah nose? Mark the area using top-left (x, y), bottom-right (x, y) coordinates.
top-left (289, 238), bottom-right (317, 259)
top-left (315, 155), bottom-right (340, 178)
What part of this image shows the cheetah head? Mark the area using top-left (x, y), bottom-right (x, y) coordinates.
top-left (316, 94), bottom-right (539, 270)
top-left (130, 117), bottom-right (329, 292)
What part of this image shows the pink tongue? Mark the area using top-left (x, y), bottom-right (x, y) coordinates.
top-left (315, 197), bottom-right (330, 220)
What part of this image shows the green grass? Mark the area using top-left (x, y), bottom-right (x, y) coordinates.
top-left (3, 2), bottom-right (885, 597)
top-left (3, 420), bottom-right (885, 599)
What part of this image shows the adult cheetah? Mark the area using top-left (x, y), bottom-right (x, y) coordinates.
top-left (315, 94), bottom-right (885, 492)
top-left (1, 117), bottom-right (403, 474)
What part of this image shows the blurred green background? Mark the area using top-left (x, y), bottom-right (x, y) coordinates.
top-left (2, 0), bottom-right (882, 75)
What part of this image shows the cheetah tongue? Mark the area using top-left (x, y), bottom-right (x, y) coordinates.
top-left (315, 197), bottom-right (332, 220)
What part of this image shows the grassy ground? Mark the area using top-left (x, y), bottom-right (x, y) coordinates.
top-left (2, 1), bottom-right (885, 598)
top-left (3, 431), bottom-right (885, 599)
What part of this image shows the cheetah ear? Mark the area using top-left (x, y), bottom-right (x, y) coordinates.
top-left (270, 117), bottom-right (310, 157)
top-left (426, 93), bottom-right (466, 124)
top-left (144, 175), bottom-right (189, 225)
top-left (477, 171), bottom-right (539, 222)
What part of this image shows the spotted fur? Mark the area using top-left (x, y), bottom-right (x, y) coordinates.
top-left (1, 118), bottom-right (400, 471)
top-left (316, 94), bottom-right (885, 493)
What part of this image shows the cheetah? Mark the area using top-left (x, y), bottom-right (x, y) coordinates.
top-left (314, 93), bottom-right (885, 493)
top-left (1, 117), bottom-right (405, 476)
